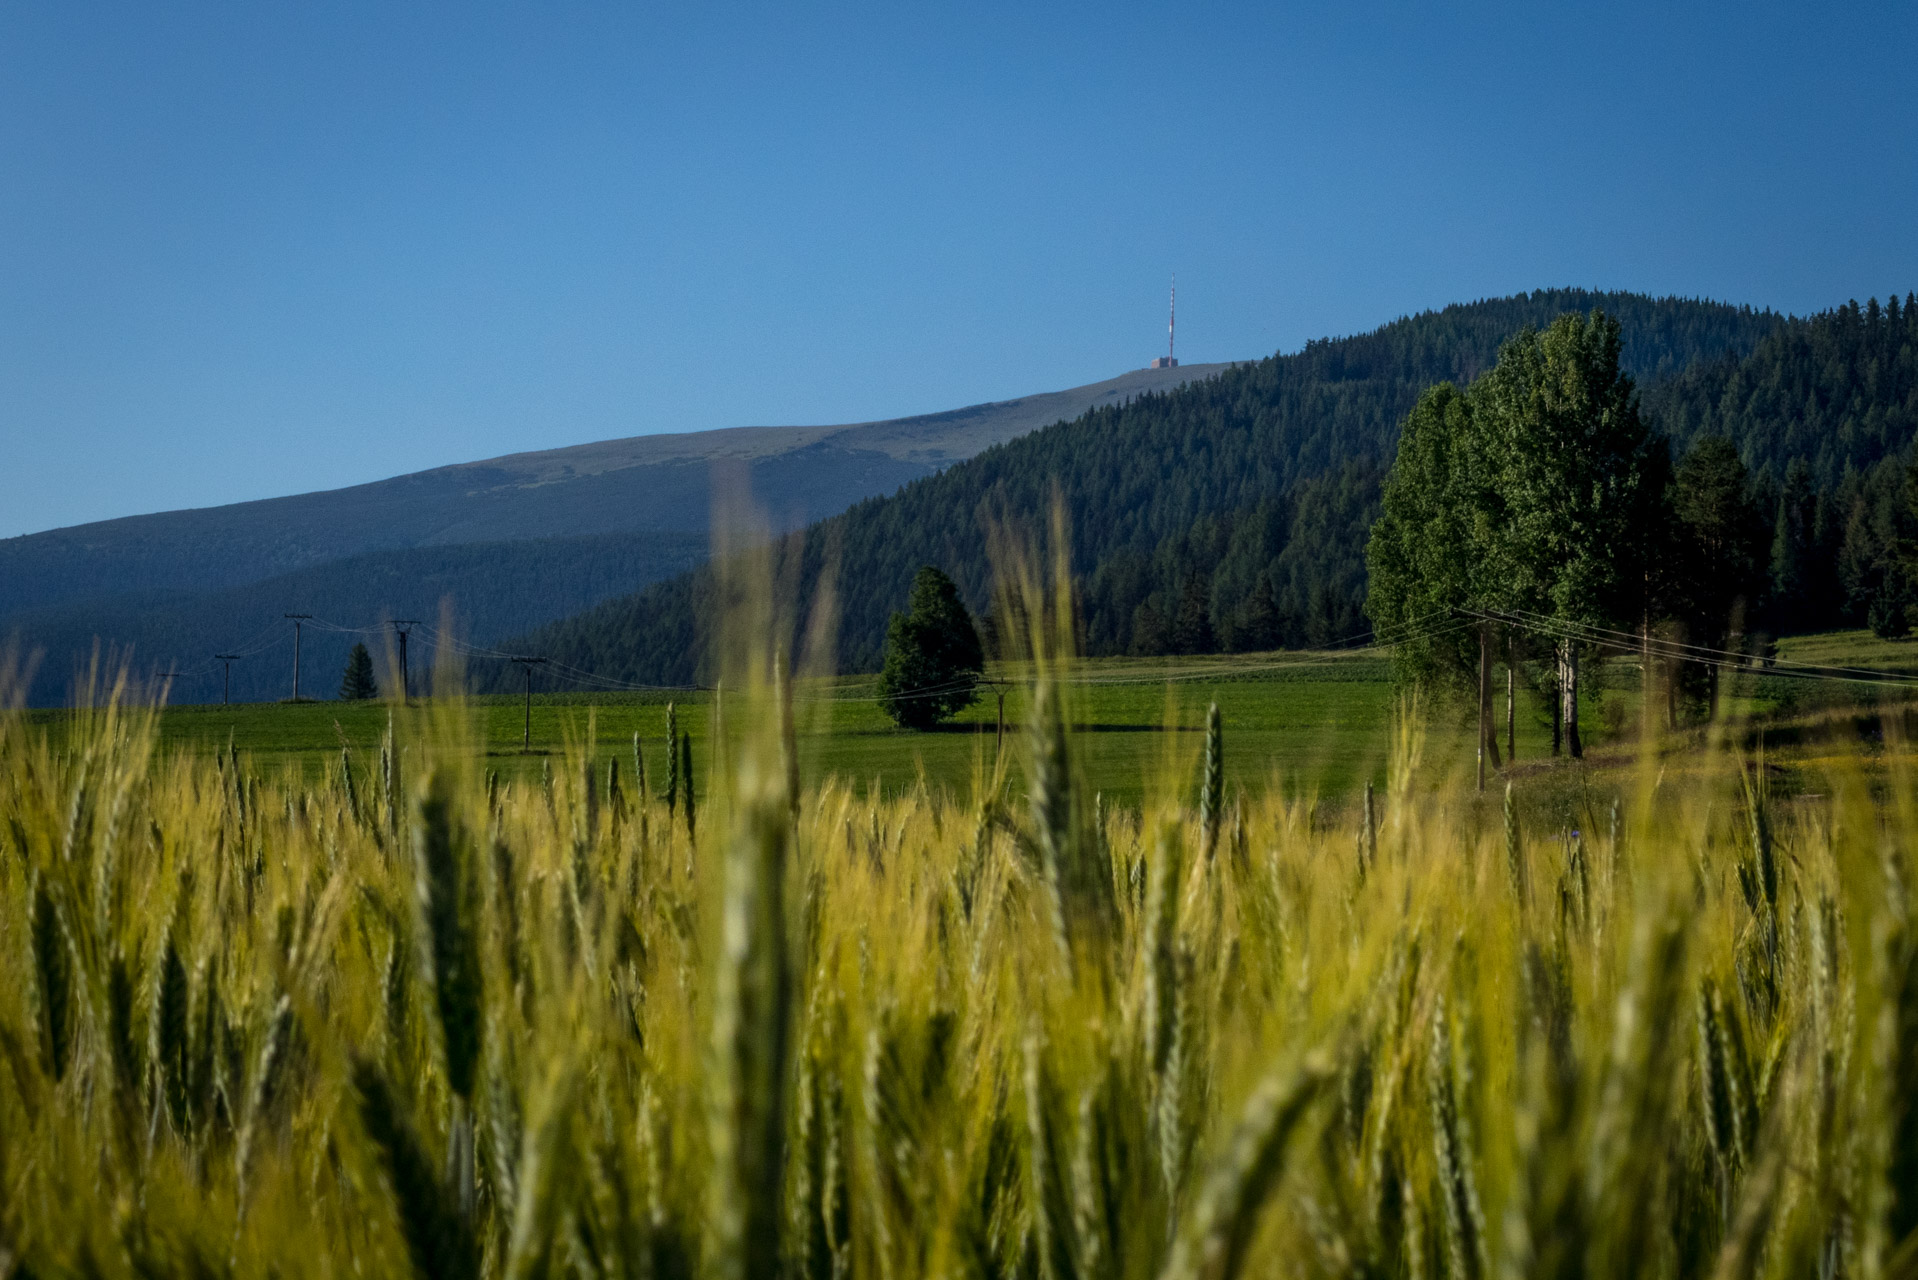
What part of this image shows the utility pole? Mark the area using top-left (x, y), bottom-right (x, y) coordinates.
top-left (512, 656), bottom-right (547, 751)
top-left (977, 678), bottom-right (1008, 755)
top-left (284, 614), bottom-right (312, 702)
top-left (386, 620), bottom-right (421, 704)
top-left (1477, 625), bottom-right (1491, 793)
top-left (215, 654), bottom-right (241, 706)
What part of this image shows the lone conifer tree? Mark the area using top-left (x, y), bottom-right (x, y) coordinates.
top-left (878, 566), bottom-right (984, 730)
top-left (339, 642), bottom-right (378, 701)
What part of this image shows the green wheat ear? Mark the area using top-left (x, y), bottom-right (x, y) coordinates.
top-left (705, 769), bottom-right (792, 1280)
top-left (664, 703), bottom-right (679, 814)
top-left (106, 946), bottom-right (144, 1150)
top-left (29, 874), bottom-right (73, 1084)
top-left (154, 937), bottom-right (191, 1132)
top-left (1199, 703), bottom-right (1223, 864)
top-left (1142, 819), bottom-right (1185, 1079)
top-left (1161, 1056), bottom-right (1327, 1280)
top-left (1504, 783), bottom-right (1525, 904)
top-left (410, 769), bottom-right (483, 1103)
top-left (680, 731), bottom-right (696, 844)
top-left (353, 1058), bottom-right (480, 1280)
top-left (1356, 781), bottom-right (1377, 879)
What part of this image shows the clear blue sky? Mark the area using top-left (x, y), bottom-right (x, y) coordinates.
top-left (3, 1), bottom-right (1914, 538)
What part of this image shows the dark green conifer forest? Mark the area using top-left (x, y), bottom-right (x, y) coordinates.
top-left (493, 289), bottom-right (1918, 689)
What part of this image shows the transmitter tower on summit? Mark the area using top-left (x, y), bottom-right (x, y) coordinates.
top-left (1151, 276), bottom-right (1178, 368)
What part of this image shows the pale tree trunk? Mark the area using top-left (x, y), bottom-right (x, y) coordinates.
top-left (1640, 616), bottom-right (1652, 743)
top-left (1506, 631), bottom-right (1516, 763)
top-left (1550, 647), bottom-right (1563, 757)
top-left (1563, 641), bottom-right (1582, 759)
top-left (1477, 625), bottom-right (1501, 792)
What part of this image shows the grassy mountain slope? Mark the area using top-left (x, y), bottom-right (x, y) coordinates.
top-left (6, 364), bottom-right (1233, 705)
top-left (0, 363), bottom-right (1231, 620)
top-left (499, 289), bottom-right (1784, 687)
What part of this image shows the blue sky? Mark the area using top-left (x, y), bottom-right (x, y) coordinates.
top-left (3, 1), bottom-right (1914, 538)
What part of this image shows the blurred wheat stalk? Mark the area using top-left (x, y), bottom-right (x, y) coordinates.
top-left (3, 563), bottom-right (1918, 1280)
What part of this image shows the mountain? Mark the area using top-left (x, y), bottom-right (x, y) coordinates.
top-left (494, 289), bottom-right (1789, 687)
top-left (4, 362), bottom-right (1232, 704)
top-left (0, 363), bottom-right (1233, 620)
top-left (8, 531), bottom-right (710, 706)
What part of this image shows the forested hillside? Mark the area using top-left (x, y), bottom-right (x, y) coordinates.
top-left (1650, 292), bottom-right (1918, 635)
top-left (497, 290), bottom-right (1788, 686)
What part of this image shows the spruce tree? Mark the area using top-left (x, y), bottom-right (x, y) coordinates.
top-left (1171, 573), bottom-right (1216, 655)
top-left (877, 567), bottom-right (984, 730)
top-left (1769, 457), bottom-right (1814, 625)
top-left (339, 642), bottom-right (378, 701)
top-left (1237, 576), bottom-right (1281, 652)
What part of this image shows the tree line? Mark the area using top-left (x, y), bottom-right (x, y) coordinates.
top-left (1366, 293), bottom-right (1918, 756)
top-left (490, 290), bottom-right (1784, 689)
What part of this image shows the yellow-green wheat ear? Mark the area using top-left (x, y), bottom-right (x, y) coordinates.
top-left (680, 730), bottom-right (696, 843)
top-left (1504, 783), bottom-right (1524, 904)
top-left (1199, 702), bottom-right (1222, 864)
top-left (29, 873), bottom-right (73, 1084)
top-left (1160, 1057), bottom-right (1327, 1280)
top-left (664, 702), bottom-right (679, 816)
top-left (352, 1058), bottom-right (481, 1280)
top-left (414, 770), bottom-right (483, 1104)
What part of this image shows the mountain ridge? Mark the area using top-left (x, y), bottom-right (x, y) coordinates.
top-left (1, 361), bottom-right (1234, 621)
top-left (4, 362), bottom-right (1234, 704)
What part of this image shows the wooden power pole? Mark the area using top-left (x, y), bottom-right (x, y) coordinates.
top-left (284, 614), bottom-right (313, 702)
top-left (512, 656), bottom-right (547, 751)
top-left (386, 620), bottom-right (421, 704)
top-left (215, 654), bottom-right (241, 706)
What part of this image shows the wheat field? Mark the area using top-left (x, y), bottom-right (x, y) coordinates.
top-left (4, 629), bottom-right (1918, 1280)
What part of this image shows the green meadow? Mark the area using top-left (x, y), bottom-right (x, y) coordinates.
top-left (30, 630), bottom-right (1918, 804)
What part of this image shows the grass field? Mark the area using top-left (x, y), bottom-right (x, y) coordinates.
top-left (26, 630), bottom-right (1918, 806)
top-left (10, 624), bottom-right (1918, 1277)
top-left (24, 650), bottom-right (1516, 805)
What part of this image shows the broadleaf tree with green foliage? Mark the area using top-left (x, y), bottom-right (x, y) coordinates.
top-left (1363, 381), bottom-right (1499, 690)
top-left (339, 641), bottom-right (378, 701)
top-left (877, 566), bottom-right (985, 729)
top-left (1366, 311), bottom-right (1661, 756)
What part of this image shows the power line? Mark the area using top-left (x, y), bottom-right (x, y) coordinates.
top-left (1456, 606), bottom-right (1918, 692)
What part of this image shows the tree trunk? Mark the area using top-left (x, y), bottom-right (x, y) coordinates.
top-left (1506, 632), bottom-right (1516, 763)
top-left (1640, 616), bottom-right (1652, 743)
top-left (1477, 625), bottom-right (1501, 791)
top-left (1550, 644), bottom-right (1563, 756)
top-left (1564, 642), bottom-right (1583, 759)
